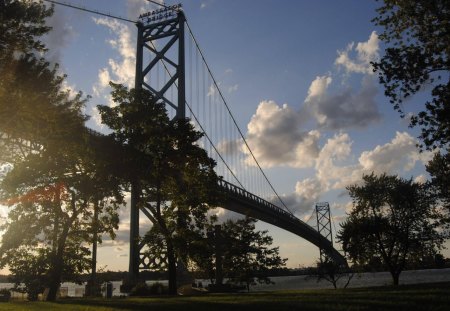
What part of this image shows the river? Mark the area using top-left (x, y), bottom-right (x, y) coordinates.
top-left (1, 268), bottom-right (449, 297)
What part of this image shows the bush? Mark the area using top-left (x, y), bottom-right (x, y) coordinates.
top-left (129, 283), bottom-right (151, 296)
top-left (149, 282), bottom-right (167, 295)
top-left (129, 282), bottom-right (167, 296)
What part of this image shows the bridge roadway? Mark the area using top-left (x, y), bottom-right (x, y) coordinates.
top-left (218, 180), bottom-right (347, 266)
top-left (85, 128), bottom-right (347, 265)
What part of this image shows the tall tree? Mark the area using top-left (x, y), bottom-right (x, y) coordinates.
top-left (337, 173), bottom-right (444, 285)
top-left (185, 217), bottom-right (286, 291)
top-left (372, 0), bottom-right (450, 150)
top-left (426, 151), bottom-right (450, 231)
top-left (0, 132), bottom-right (123, 301)
top-left (98, 83), bottom-right (221, 295)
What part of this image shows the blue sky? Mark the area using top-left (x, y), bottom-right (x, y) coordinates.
top-left (1, 0), bottom-right (447, 274)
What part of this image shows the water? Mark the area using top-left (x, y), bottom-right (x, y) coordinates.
top-left (1, 268), bottom-right (449, 297)
top-left (251, 268), bottom-right (450, 291)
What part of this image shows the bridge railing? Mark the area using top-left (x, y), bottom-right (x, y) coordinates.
top-left (218, 179), bottom-right (303, 224)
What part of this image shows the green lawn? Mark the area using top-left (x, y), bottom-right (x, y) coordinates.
top-left (0, 282), bottom-right (449, 311)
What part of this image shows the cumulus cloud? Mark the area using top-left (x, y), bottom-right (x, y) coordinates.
top-left (335, 31), bottom-right (379, 75)
top-left (288, 178), bottom-right (324, 216)
top-left (244, 100), bottom-right (320, 168)
top-left (286, 131), bottom-right (433, 214)
top-left (358, 131), bottom-right (433, 174)
top-left (305, 75), bottom-right (381, 130)
top-left (93, 18), bottom-right (136, 88)
top-left (305, 75), bottom-right (332, 103)
top-left (217, 139), bottom-right (242, 156)
top-left (315, 131), bottom-right (433, 190)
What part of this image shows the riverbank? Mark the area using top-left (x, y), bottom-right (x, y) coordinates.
top-left (0, 282), bottom-right (449, 311)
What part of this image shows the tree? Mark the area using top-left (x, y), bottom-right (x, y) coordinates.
top-left (427, 151), bottom-right (450, 206)
top-left (98, 83), bottom-right (221, 295)
top-left (337, 173), bottom-right (444, 285)
top-left (220, 217), bottom-right (286, 291)
top-left (372, 0), bottom-right (450, 150)
top-left (0, 0), bottom-right (88, 164)
top-left (426, 151), bottom-right (450, 235)
top-left (0, 0), bottom-right (52, 60)
top-left (186, 217), bottom-right (286, 291)
top-left (0, 134), bottom-right (123, 301)
top-left (315, 256), bottom-right (354, 289)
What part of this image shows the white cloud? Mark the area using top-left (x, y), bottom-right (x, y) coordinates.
top-left (414, 174), bottom-right (427, 184)
top-left (244, 100), bottom-right (320, 168)
top-left (93, 18), bottom-right (136, 88)
top-left (286, 131), bottom-right (433, 212)
top-left (228, 84), bottom-right (239, 93)
top-left (335, 31), bottom-right (379, 75)
top-left (98, 68), bottom-right (111, 88)
top-left (305, 75), bottom-right (332, 103)
top-left (217, 139), bottom-right (242, 156)
top-left (358, 131), bottom-right (433, 173)
top-left (207, 84), bottom-right (217, 97)
top-left (305, 75), bottom-right (381, 130)
top-left (314, 131), bottom-right (433, 190)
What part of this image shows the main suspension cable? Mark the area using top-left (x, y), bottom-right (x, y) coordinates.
top-left (43, 0), bottom-right (137, 24)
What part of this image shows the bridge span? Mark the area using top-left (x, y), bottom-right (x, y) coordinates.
top-left (218, 180), bottom-right (347, 266)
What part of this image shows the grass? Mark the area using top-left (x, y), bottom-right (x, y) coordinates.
top-left (0, 282), bottom-right (449, 311)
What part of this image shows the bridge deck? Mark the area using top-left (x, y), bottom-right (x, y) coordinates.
top-left (218, 180), bottom-right (347, 266)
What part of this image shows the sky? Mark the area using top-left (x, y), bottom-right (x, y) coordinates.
top-left (1, 0), bottom-right (448, 274)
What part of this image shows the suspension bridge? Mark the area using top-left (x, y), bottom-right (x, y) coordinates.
top-left (44, 0), bottom-right (348, 279)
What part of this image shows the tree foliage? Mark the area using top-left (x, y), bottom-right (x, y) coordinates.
top-left (315, 256), bottom-right (354, 289)
top-left (337, 173), bottom-right (444, 285)
top-left (0, 0), bottom-right (89, 163)
top-left (98, 83), bottom-right (221, 295)
top-left (186, 217), bottom-right (286, 291)
top-left (426, 151), bottom-right (450, 233)
top-left (372, 0), bottom-right (450, 150)
top-left (0, 136), bottom-right (123, 301)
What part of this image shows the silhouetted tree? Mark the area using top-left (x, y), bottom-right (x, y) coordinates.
top-left (98, 83), bottom-right (221, 295)
top-left (426, 151), bottom-right (450, 235)
top-left (337, 173), bottom-right (444, 285)
top-left (0, 133), bottom-right (123, 301)
top-left (315, 255), bottom-right (354, 289)
top-left (186, 217), bottom-right (286, 291)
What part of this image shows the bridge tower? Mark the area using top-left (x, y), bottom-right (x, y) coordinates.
top-left (129, 4), bottom-right (185, 281)
top-left (315, 202), bottom-right (333, 263)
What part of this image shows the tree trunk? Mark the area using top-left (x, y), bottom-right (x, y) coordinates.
top-left (46, 199), bottom-right (74, 301)
top-left (391, 271), bottom-right (400, 286)
top-left (46, 256), bottom-right (63, 301)
top-left (167, 241), bottom-right (177, 295)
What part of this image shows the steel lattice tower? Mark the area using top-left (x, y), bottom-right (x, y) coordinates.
top-left (315, 202), bottom-right (333, 263)
top-left (129, 4), bottom-right (185, 281)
